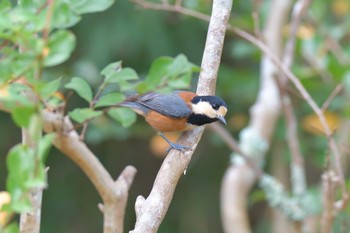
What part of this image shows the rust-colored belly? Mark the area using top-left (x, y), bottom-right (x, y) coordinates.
top-left (145, 111), bottom-right (189, 132)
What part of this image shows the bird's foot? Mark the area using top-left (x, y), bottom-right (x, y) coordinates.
top-left (166, 142), bottom-right (193, 153)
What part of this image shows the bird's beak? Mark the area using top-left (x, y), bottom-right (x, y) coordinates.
top-left (217, 115), bottom-right (227, 125)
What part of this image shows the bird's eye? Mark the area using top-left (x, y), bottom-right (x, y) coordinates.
top-left (212, 104), bottom-right (219, 110)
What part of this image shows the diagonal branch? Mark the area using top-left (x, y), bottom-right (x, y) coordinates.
top-left (279, 0), bottom-right (312, 198)
top-left (129, 0), bottom-right (233, 232)
top-left (221, 1), bottom-right (292, 232)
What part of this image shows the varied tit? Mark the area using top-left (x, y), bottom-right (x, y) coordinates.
top-left (118, 91), bottom-right (228, 151)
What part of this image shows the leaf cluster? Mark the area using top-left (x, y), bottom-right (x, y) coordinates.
top-left (0, 1), bottom-right (116, 232)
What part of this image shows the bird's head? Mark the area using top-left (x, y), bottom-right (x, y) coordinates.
top-left (190, 95), bottom-right (228, 125)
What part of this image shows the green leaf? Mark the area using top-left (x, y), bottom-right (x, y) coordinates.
top-left (68, 108), bottom-right (103, 123)
top-left (11, 105), bottom-right (36, 128)
top-left (65, 77), bottom-right (93, 103)
top-left (142, 54), bottom-right (198, 93)
top-left (69, 0), bottom-right (114, 14)
top-left (108, 108), bottom-right (136, 127)
top-left (52, 2), bottom-right (81, 28)
top-left (101, 61), bottom-right (122, 73)
top-left (38, 133), bottom-right (55, 162)
top-left (0, 0), bottom-right (11, 12)
top-left (94, 92), bottom-right (125, 108)
top-left (6, 144), bottom-right (43, 212)
top-left (45, 30), bottom-right (76, 67)
top-left (145, 56), bottom-right (172, 88)
top-left (28, 114), bottom-right (43, 142)
top-left (3, 222), bottom-right (19, 233)
top-left (168, 54), bottom-right (190, 76)
top-left (101, 61), bottom-right (122, 80)
top-left (24, 163), bottom-right (46, 188)
top-left (104, 67), bottom-right (139, 84)
top-left (34, 78), bottom-right (61, 98)
top-left (168, 72), bottom-right (192, 89)
top-left (18, 0), bottom-right (45, 11)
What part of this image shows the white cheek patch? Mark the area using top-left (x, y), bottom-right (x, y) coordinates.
top-left (191, 101), bottom-right (217, 118)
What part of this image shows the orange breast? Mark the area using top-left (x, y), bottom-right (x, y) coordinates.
top-left (145, 110), bottom-right (189, 132)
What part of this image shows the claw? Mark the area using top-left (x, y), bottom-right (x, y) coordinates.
top-left (166, 142), bottom-right (192, 153)
top-left (159, 132), bottom-right (192, 153)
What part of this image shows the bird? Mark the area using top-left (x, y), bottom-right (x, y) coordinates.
top-left (117, 91), bottom-right (228, 151)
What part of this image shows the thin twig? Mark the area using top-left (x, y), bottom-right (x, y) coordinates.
top-left (281, 0), bottom-right (313, 84)
top-left (321, 170), bottom-right (336, 233)
top-left (279, 0), bottom-right (312, 205)
top-left (321, 84), bottom-right (343, 112)
top-left (131, 0), bottom-right (210, 21)
top-left (326, 37), bottom-right (350, 66)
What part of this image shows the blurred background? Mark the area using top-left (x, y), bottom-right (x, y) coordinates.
top-left (1, 0), bottom-right (350, 232)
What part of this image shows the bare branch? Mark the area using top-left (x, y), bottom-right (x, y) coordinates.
top-left (321, 84), bottom-right (343, 112)
top-left (221, 164), bottom-right (256, 233)
top-left (196, 0), bottom-right (231, 95)
top-left (130, 128), bottom-right (204, 233)
top-left (131, 0), bottom-right (210, 21)
top-left (281, 0), bottom-right (313, 84)
top-left (129, 0), bottom-right (232, 231)
top-left (320, 171), bottom-right (337, 233)
top-left (220, 1), bottom-right (292, 232)
top-left (19, 182), bottom-right (43, 233)
top-left (104, 166), bottom-right (137, 233)
top-left (279, 0), bottom-right (312, 203)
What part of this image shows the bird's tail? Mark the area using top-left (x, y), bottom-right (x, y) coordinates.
top-left (115, 100), bottom-right (148, 116)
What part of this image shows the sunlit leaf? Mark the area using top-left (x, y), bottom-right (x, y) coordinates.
top-left (168, 54), bottom-right (192, 77)
top-left (168, 72), bottom-right (192, 89)
top-left (100, 61), bottom-right (122, 82)
top-left (145, 56), bottom-right (172, 88)
top-left (70, 0), bottom-right (114, 14)
top-left (34, 78), bottom-right (61, 99)
top-left (68, 108), bottom-right (102, 123)
top-left (52, 2), bottom-right (81, 28)
top-left (11, 105), bottom-right (36, 128)
top-left (44, 30), bottom-right (76, 67)
top-left (104, 68), bottom-right (139, 84)
top-left (94, 92), bottom-right (124, 108)
top-left (108, 108), bottom-right (136, 127)
top-left (3, 222), bottom-right (19, 233)
top-left (38, 133), bottom-right (55, 162)
top-left (0, 0), bottom-right (11, 12)
top-left (65, 77), bottom-right (93, 103)
top-left (6, 144), bottom-right (37, 212)
top-left (18, 0), bottom-right (46, 12)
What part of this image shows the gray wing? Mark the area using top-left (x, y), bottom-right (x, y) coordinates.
top-left (137, 92), bottom-right (191, 118)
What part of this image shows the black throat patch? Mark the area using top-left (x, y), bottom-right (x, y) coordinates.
top-left (187, 113), bottom-right (218, 126)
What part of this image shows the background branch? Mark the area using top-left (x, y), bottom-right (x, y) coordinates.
top-left (279, 0), bottom-right (311, 202)
top-left (221, 1), bottom-right (292, 232)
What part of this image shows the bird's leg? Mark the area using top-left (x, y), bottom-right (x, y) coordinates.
top-left (159, 132), bottom-right (192, 152)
